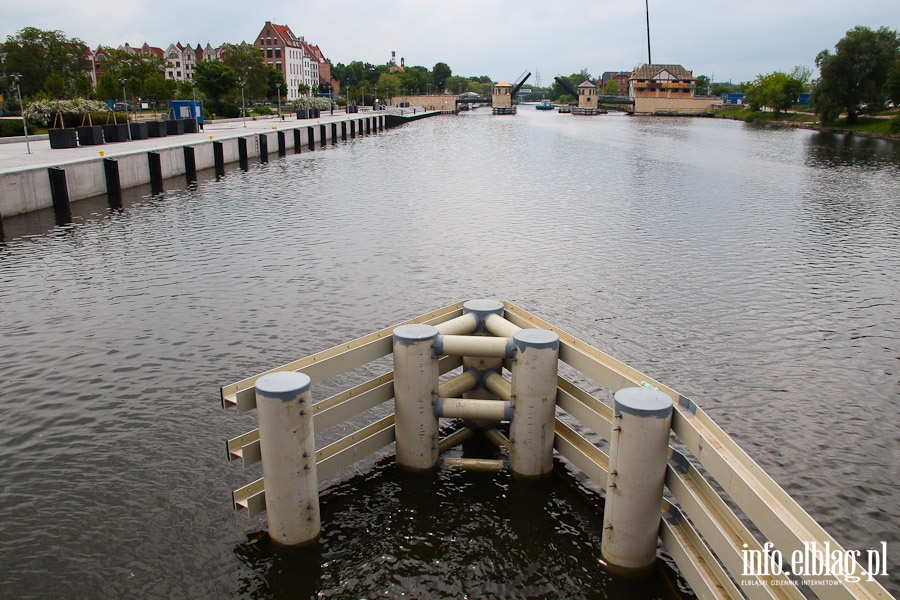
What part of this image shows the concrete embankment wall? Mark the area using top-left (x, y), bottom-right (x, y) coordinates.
top-left (0, 114), bottom-right (387, 221)
top-left (632, 96), bottom-right (718, 116)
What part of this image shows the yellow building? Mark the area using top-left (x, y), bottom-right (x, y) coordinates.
top-left (492, 81), bottom-right (513, 108)
top-left (492, 80), bottom-right (516, 115)
top-left (578, 80), bottom-right (598, 109)
top-left (628, 64), bottom-right (717, 116)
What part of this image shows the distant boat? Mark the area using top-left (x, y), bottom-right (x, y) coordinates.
top-left (536, 99), bottom-right (554, 110)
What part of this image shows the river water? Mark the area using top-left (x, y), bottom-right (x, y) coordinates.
top-left (1, 107), bottom-right (898, 598)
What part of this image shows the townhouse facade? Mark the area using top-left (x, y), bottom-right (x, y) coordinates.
top-left (254, 21), bottom-right (325, 101)
top-left (82, 22), bottom-right (335, 99)
top-left (163, 43), bottom-right (222, 82)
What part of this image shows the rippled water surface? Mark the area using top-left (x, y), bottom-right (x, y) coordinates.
top-left (1, 109), bottom-right (898, 598)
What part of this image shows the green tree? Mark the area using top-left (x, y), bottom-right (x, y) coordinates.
top-left (432, 62), bottom-right (452, 91)
top-left (375, 72), bottom-right (401, 101)
top-left (267, 67), bottom-right (286, 100)
top-left (812, 26), bottom-right (900, 123)
top-left (96, 72), bottom-right (122, 103)
top-left (100, 48), bottom-right (166, 100)
top-left (143, 73), bottom-right (174, 108)
top-left (745, 71), bottom-right (804, 115)
top-left (42, 73), bottom-right (67, 98)
top-left (695, 75), bottom-right (711, 95)
top-left (885, 59), bottom-right (900, 106)
top-left (1, 27), bottom-right (90, 97)
top-left (446, 75), bottom-right (478, 94)
top-left (74, 72), bottom-right (93, 98)
top-left (603, 79), bottom-right (620, 96)
top-left (194, 59), bottom-right (237, 112)
top-left (221, 43), bottom-right (268, 100)
top-left (397, 66), bottom-right (430, 94)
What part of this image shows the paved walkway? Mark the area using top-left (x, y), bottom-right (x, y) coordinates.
top-left (0, 110), bottom-right (382, 175)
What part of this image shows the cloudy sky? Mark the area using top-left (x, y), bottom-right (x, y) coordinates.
top-left (4, 0), bottom-right (899, 84)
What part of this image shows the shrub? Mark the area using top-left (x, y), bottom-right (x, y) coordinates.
top-left (291, 96), bottom-right (333, 111)
top-left (0, 119), bottom-right (28, 137)
top-left (23, 99), bottom-right (110, 127)
top-left (890, 115), bottom-right (900, 134)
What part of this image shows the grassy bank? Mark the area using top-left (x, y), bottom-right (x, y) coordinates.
top-left (716, 106), bottom-right (900, 138)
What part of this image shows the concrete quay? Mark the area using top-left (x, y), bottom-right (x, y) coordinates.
top-left (0, 110), bottom-right (392, 221)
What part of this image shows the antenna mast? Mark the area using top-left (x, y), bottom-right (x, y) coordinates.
top-left (645, 0), bottom-right (652, 64)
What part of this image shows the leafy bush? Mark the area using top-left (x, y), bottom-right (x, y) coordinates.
top-left (23, 98), bottom-right (110, 127)
top-left (0, 119), bottom-right (28, 137)
top-left (291, 96), bottom-right (333, 110)
top-left (890, 115), bottom-right (900, 134)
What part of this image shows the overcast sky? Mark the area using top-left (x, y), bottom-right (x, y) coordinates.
top-left (4, 0), bottom-right (899, 84)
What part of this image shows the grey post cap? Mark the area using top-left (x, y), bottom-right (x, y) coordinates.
top-left (393, 324), bottom-right (440, 345)
top-left (614, 387), bottom-right (674, 418)
top-left (512, 328), bottom-right (560, 351)
top-left (256, 371), bottom-right (312, 400)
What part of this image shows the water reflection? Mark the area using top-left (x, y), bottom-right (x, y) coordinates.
top-left (1, 110), bottom-right (898, 597)
top-left (233, 459), bottom-right (689, 600)
top-left (805, 130), bottom-right (900, 168)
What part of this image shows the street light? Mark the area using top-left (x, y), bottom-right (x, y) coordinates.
top-left (119, 77), bottom-right (132, 141)
top-left (276, 82), bottom-right (281, 120)
top-left (239, 78), bottom-right (246, 127)
top-left (10, 73), bottom-right (30, 154)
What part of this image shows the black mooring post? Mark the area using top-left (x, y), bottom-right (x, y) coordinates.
top-left (307, 126), bottom-right (315, 150)
top-left (258, 133), bottom-right (268, 163)
top-left (293, 128), bottom-right (302, 154)
top-left (183, 146), bottom-right (197, 183)
top-left (103, 158), bottom-right (122, 208)
top-left (277, 131), bottom-right (286, 156)
top-left (47, 167), bottom-right (72, 224)
top-left (147, 151), bottom-right (163, 195)
top-left (341, 121), bottom-right (347, 141)
top-left (320, 124), bottom-right (328, 146)
top-left (213, 141), bottom-right (225, 178)
top-left (238, 137), bottom-right (248, 170)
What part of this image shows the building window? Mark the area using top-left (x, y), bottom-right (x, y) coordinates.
top-left (267, 49), bottom-right (273, 58)
top-left (275, 48), bottom-right (281, 58)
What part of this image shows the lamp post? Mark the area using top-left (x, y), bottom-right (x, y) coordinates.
top-left (239, 78), bottom-right (246, 127)
top-left (276, 82), bottom-right (281, 120)
top-left (10, 73), bottom-right (30, 154)
top-left (119, 77), bottom-right (132, 141)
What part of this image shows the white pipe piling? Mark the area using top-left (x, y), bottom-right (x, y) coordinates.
top-left (601, 386), bottom-right (674, 574)
top-left (509, 329), bottom-right (560, 478)
top-left (255, 371), bottom-right (320, 546)
top-left (392, 324), bottom-right (441, 471)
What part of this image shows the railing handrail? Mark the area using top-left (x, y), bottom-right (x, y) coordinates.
top-left (222, 300), bottom-right (893, 600)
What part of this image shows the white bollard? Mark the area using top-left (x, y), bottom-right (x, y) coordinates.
top-left (393, 324), bottom-right (440, 471)
top-left (601, 387), bottom-right (674, 574)
top-left (509, 328), bottom-right (560, 477)
top-left (255, 371), bottom-right (320, 546)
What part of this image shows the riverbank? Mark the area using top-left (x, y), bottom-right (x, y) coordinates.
top-left (715, 106), bottom-right (900, 141)
top-left (0, 108), bottom-right (442, 223)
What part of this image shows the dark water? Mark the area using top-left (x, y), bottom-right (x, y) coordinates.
top-left (1, 108), bottom-right (898, 598)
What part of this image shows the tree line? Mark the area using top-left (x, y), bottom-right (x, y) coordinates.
top-left (0, 26), bottom-right (491, 117)
top-left (740, 26), bottom-right (900, 123)
top-left (3, 24), bottom-right (898, 123)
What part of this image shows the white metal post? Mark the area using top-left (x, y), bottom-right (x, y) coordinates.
top-left (255, 371), bottom-right (320, 546)
top-left (601, 387), bottom-right (673, 573)
top-left (509, 328), bottom-right (560, 477)
top-left (393, 324), bottom-right (440, 471)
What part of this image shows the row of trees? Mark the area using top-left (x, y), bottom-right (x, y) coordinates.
top-left (330, 59), bottom-right (495, 103)
top-left (742, 26), bottom-right (899, 123)
top-left (1, 27), bottom-right (287, 118)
